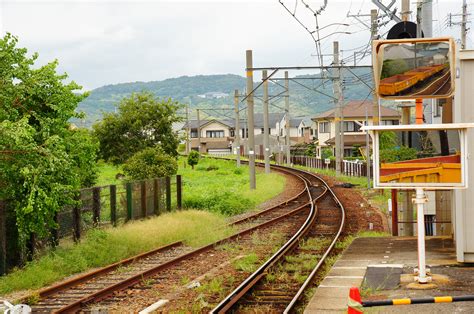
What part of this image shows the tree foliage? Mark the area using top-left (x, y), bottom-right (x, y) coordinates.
top-left (93, 92), bottom-right (182, 165)
top-left (122, 146), bottom-right (178, 181)
top-left (0, 34), bottom-right (98, 245)
top-left (187, 151), bottom-right (200, 169)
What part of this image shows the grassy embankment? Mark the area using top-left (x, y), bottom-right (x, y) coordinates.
top-left (0, 158), bottom-right (286, 297)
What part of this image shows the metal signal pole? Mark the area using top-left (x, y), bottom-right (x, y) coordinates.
top-left (246, 50), bottom-right (256, 189)
top-left (234, 90), bottom-right (241, 167)
top-left (285, 71), bottom-right (291, 165)
top-left (263, 70), bottom-right (271, 173)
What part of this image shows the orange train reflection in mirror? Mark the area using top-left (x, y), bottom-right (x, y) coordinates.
top-left (380, 154), bottom-right (461, 184)
top-left (379, 64), bottom-right (449, 96)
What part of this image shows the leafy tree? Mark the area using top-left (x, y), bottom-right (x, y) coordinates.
top-left (0, 34), bottom-right (98, 247)
top-left (93, 92), bottom-right (183, 165)
top-left (321, 147), bottom-right (333, 159)
top-left (187, 151), bottom-right (200, 169)
top-left (381, 59), bottom-right (410, 79)
top-left (122, 146), bottom-right (177, 180)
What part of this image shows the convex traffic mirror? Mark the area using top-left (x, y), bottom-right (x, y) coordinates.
top-left (373, 37), bottom-right (456, 99)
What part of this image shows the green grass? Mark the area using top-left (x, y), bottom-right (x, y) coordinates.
top-left (0, 210), bottom-right (235, 296)
top-left (178, 157), bottom-right (286, 216)
top-left (95, 161), bottom-right (123, 186)
top-left (233, 253), bottom-right (259, 273)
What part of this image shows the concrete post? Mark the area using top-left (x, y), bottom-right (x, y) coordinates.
top-left (185, 105), bottom-right (190, 154)
top-left (246, 50), bottom-right (256, 189)
top-left (285, 71), bottom-right (291, 164)
top-left (262, 70), bottom-right (270, 173)
top-left (333, 41), bottom-right (343, 175)
top-left (234, 89), bottom-right (241, 167)
top-left (197, 109), bottom-right (201, 153)
top-left (371, 9), bottom-right (380, 126)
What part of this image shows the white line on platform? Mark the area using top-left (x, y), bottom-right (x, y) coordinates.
top-left (318, 285), bottom-right (354, 288)
top-left (138, 300), bottom-right (169, 314)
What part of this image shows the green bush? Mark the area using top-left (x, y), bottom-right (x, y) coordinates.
top-left (206, 164), bottom-right (219, 171)
top-left (233, 168), bottom-right (243, 175)
top-left (123, 146), bottom-right (177, 180)
top-left (188, 150), bottom-right (200, 169)
top-left (380, 146), bottom-right (418, 163)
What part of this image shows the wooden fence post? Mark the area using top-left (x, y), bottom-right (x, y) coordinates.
top-left (92, 187), bottom-right (101, 226)
top-left (110, 185), bottom-right (117, 226)
top-left (72, 193), bottom-right (81, 242)
top-left (126, 182), bottom-right (133, 221)
top-left (141, 181), bottom-right (147, 218)
top-left (166, 177), bottom-right (171, 211)
top-left (177, 175), bottom-right (182, 209)
top-left (50, 212), bottom-right (59, 248)
top-left (153, 178), bottom-right (160, 215)
top-left (0, 201), bottom-right (6, 275)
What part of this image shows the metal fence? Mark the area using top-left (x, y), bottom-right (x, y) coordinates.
top-left (0, 175), bottom-right (182, 274)
top-left (244, 154), bottom-right (370, 178)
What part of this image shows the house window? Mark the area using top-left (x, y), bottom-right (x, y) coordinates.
top-left (344, 148), bottom-right (353, 157)
top-left (261, 128), bottom-right (265, 134)
top-left (190, 129), bottom-right (198, 138)
top-left (206, 130), bottom-right (224, 138)
top-left (319, 122), bottom-right (329, 133)
top-left (434, 99), bottom-right (444, 117)
top-left (230, 129), bottom-right (235, 137)
top-left (381, 120), bottom-right (400, 126)
top-left (343, 121), bottom-right (361, 132)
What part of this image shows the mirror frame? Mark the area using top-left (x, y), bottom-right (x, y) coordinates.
top-left (373, 37), bottom-right (456, 100)
top-left (361, 123), bottom-right (474, 190)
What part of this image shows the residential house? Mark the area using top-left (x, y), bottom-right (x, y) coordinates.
top-left (312, 100), bottom-right (401, 158)
top-left (184, 119), bottom-right (234, 154)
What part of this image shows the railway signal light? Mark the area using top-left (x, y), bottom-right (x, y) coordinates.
top-left (372, 37), bottom-right (456, 100)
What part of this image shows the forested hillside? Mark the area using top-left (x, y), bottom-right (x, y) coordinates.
top-left (75, 70), bottom-right (373, 127)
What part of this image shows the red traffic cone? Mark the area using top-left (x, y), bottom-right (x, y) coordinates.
top-left (348, 286), bottom-right (363, 313)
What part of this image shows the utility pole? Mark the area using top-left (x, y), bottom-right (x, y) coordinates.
top-left (371, 9), bottom-right (380, 127)
top-left (234, 90), bottom-right (241, 168)
top-left (185, 105), bottom-right (190, 154)
top-left (462, 0), bottom-right (468, 49)
top-left (246, 50), bottom-right (256, 189)
top-left (447, 0), bottom-right (469, 49)
top-left (197, 109), bottom-right (201, 154)
top-left (401, 0), bottom-right (410, 21)
top-left (333, 41), bottom-right (343, 175)
top-left (262, 71), bottom-right (270, 173)
top-left (284, 71), bottom-right (291, 165)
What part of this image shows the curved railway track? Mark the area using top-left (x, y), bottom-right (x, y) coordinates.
top-left (211, 167), bottom-right (346, 313)
top-left (27, 163), bottom-right (325, 313)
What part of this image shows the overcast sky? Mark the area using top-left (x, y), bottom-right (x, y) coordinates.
top-left (0, 0), bottom-right (469, 90)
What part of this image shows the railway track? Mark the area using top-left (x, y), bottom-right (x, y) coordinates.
top-left (27, 163), bottom-right (322, 313)
top-left (211, 168), bottom-right (345, 313)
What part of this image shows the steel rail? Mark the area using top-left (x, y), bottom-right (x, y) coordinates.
top-left (284, 169), bottom-right (346, 313)
top-left (44, 165), bottom-right (310, 313)
top-left (22, 241), bottom-right (183, 302)
top-left (210, 169), bottom-right (321, 313)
